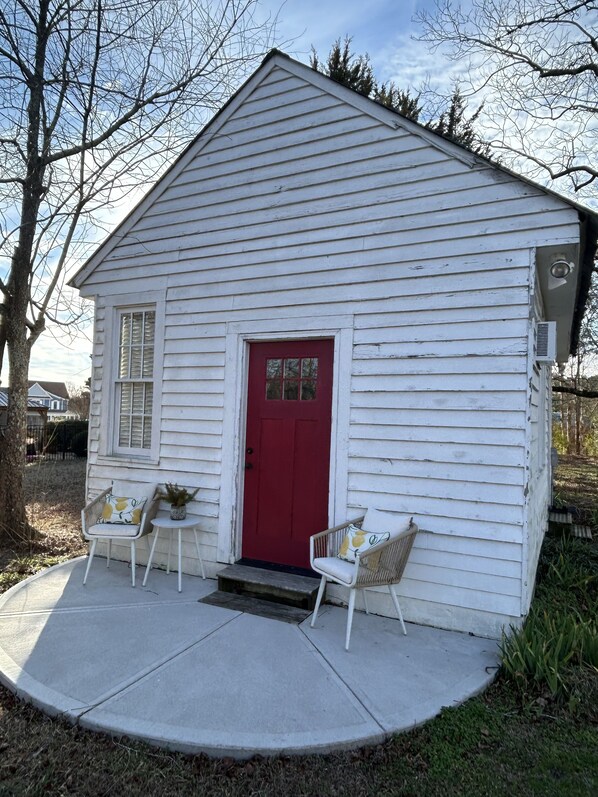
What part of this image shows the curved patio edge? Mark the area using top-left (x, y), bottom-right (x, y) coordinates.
top-left (0, 559), bottom-right (500, 759)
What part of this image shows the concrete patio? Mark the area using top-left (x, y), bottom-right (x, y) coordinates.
top-left (0, 558), bottom-right (499, 758)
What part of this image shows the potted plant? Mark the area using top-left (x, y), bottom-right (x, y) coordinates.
top-left (159, 482), bottom-right (199, 520)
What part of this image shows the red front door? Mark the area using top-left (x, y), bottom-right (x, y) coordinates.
top-left (242, 339), bottom-right (334, 569)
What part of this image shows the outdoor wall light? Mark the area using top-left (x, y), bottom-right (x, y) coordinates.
top-left (550, 259), bottom-right (572, 279)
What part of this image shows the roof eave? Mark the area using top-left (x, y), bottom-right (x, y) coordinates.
top-left (570, 211), bottom-right (598, 356)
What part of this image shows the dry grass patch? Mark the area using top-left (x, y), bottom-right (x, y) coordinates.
top-left (0, 459), bottom-right (86, 593)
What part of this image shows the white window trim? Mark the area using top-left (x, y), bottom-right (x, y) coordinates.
top-left (217, 315), bottom-right (354, 564)
top-left (98, 291), bottom-right (164, 465)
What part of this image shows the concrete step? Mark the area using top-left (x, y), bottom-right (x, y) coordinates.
top-left (217, 564), bottom-right (321, 610)
top-left (199, 590), bottom-right (312, 624)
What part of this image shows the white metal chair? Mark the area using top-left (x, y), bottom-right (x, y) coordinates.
top-left (310, 512), bottom-right (418, 650)
top-left (81, 482), bottom-right (160, 587)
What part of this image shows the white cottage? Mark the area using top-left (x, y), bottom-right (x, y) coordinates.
top-left (70, 51), bottom-right (597, 638)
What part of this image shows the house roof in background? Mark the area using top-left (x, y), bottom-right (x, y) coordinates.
top-left (0, 388), bottom-right (47, 411)
top-left (28, 381), bottom-right (70, 400)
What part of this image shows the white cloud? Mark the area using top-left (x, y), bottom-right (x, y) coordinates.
top-left (27, 325), bottom-right (92, 388)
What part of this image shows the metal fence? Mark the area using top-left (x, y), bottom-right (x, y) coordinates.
top-left (25, 422), bottom-right (87, 461)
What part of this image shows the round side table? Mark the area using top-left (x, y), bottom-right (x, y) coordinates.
top-left (142, 513), bottom-right (206, 592)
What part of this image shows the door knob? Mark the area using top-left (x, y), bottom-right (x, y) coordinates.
top-left (245, 462), bottom-right (253, 470)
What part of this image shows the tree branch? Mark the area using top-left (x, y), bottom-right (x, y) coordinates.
top-left (553, 385), bottom-right (598, 399)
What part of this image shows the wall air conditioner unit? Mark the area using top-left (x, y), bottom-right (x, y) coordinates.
top-left (536, 321), bottom-right (557, 364)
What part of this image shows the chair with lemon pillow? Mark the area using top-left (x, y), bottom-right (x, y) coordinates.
top-left (81, 481), bottom-right (160, 587)
top-left (309, 508), bottom-right (418, 650)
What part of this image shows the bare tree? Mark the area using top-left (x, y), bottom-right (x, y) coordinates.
top-left (67, 382), bottom-right (90, 421)
top-left (0, 0), bottom-right (274, 544)
top-left (417, 1), bottom-right (598, 196)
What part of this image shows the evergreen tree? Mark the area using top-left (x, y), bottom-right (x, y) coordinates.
top-left (373, 82), bottom-right (422, 123)
top-left (311, 39), bottom-right (487, 153)
top-left (428, 86), bottom-right (488, 155)
top-left (310, 37), bottom-right (374, 97)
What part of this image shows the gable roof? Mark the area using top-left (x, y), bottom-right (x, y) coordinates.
top-left (69, 49), bottom-right (598, 354)
top-left (0, 388), bottom-right (48, 411)
top-left (28, 381), bottom-right (70, 400)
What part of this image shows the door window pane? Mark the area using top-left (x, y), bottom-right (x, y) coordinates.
top-left (301, 358), bottom-right (318, 378)
top-left (284, 380), bottom-right (299, 400)
top-left (265, 356), bottom-right (319, 401)
top-left (301, 380), bottom-right (316, 401)
top-left (266, 359), bottom-right (282, 378)
top-left (284, 358), bottom-right (300, 378)
top-left (266, 379), bottom-right (282, 400)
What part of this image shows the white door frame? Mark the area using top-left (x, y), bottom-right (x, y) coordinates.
top-left (217, 315), bottom-right (354, 563)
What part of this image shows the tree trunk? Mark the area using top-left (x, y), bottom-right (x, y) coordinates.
top-left (0, 313), bottom-right (32, 544)
top-left (0, 247), bottom-right (36, 544)
top-left (0, 1), bottom-right (49, 545)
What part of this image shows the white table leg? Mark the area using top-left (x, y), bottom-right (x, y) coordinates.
top-left (193, 528), bottom-right (206, 579)
top-left (178, 528), bottom-right (182, 593)
top-left (166, 530), bottom-right (172, 574)
top-left (142, 527), bottom-right (161, 587)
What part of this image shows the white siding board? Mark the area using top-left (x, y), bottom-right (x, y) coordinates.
top-left (351, 373), bottom-right (527, 392)
top-left (348, 487), bottom-right (523, 524)
top-left (166, 273), bottom-right (530, 314)
top-left (91, 246), bottom-right (529, 290)
top-left (138, 164), bottom-right (536, 232)
top-left (351, 390), bottom-right (526, 412)
top-left (168, 288), bottom-right (530, 326)
top-left (420, 532), bottom-right (521, 562)
top-left (348, 472), bottom-right (522, 506)
top-left (354, 318), bottom-right (529, 344)
top-left (153, 136), bottom-right (441, 211)
top-left (406, 562), bottom-right (520, 597)
top-left (161, 417), bottom-right (221, 434)
top-left (400, 577), bottom-right (521, 616)
top-left (96, 204), bottom-right (574, 264)
top-left (350, 423), bottom-right (525, 447)
top-left (161, 430), bottom-right (221, 449)
top-left (352, 356), bottom-right (528, 376)
top-left (358, 510), bottom-right (524, 544)
top-left (349, 437), bottom-right (525, 465)
top-left (411, 548), bottom-right (521, 578)
top-left (356, 305), bottom-right (529, 329)
top-left (162, 392), bottom-right (224, 410)
top-left (161, 406), bottom-right (223, 422)
top-left (349, 455), bottom-right (522, 486)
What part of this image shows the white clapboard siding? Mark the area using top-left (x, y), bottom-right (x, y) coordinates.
top-left (80, 58), bottom-right (581, 637)
top-left (522, 279), bottom-right (552, 611)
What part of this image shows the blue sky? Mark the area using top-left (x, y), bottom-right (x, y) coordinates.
top-left (28, 0), bottom-right (459, 386)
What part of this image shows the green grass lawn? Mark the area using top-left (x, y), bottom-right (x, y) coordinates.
top-left (0, 457), bottom-right (595, 796)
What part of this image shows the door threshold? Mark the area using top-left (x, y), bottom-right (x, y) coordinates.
top-left (236, 558), bottom-right (318, 580)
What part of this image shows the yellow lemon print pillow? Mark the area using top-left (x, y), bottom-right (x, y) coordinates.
top-left (337, 524), bottom-right (390, 565)
top-left (99, 494), bottom-right (147, 525)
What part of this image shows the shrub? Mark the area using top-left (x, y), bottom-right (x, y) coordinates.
top-left (70, 429), bottom-right (88, 458)
top-left (500, 534), bottom-right (597, 702)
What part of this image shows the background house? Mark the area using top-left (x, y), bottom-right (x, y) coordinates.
top-left (0, 388), bottom-right (48, 428)
top-left (27, 381), bottom-right (71, 421)
top-left (71, 51), bottom-right (597, 638)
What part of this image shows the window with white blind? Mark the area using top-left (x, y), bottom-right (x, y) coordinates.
top-left (115, 308), bottom-right (155, 453)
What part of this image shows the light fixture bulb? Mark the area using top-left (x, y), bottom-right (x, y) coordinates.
top-left (550, 259), bottom-right (571, 279)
